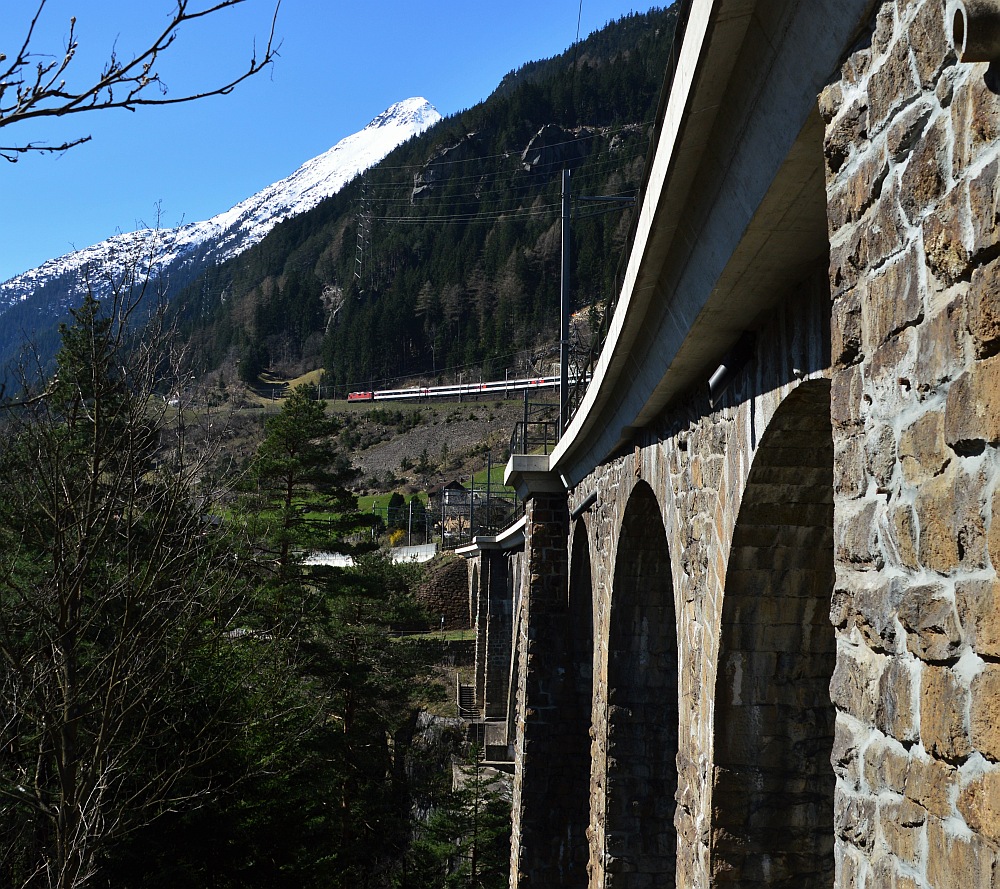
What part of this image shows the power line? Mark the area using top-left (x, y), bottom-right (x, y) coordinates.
top-left (367, 148), bottom-right (648, 206)
top-left (358, 118), bottom-right (655, 176)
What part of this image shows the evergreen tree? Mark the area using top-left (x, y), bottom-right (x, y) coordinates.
top-left (248, 384), bottom-right (366, 584)
top-left (407, 747), bottom-right (512, 889)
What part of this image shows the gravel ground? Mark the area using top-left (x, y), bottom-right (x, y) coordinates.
top-left (345, 398), bottom-right (550, 493)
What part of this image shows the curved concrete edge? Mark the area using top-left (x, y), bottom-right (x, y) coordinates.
top-left (549, 0), bottom-right (721, 480)
top-left (548, 0), bottom-right (877, 491)
top-left (456, 515), bottom-right (528, 557)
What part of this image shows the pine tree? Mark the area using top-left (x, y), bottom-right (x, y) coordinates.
top-left (248, 384), bottom-right (365, 582)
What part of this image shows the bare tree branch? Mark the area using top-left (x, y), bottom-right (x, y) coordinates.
top-left (0, 0), bottom-right (281, 162)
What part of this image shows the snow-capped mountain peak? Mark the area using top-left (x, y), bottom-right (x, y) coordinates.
top-left (365, 97), bottom-right (440, 131)
top-left (0, 98), bottom-right (442, 314)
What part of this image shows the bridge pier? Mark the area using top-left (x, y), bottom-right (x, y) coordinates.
top-left (507, 488), bottom-right (592, 887)
top-left (480, 548), bottom-right (515, 721)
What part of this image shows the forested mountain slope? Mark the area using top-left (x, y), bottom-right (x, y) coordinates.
top-left (0, 99), bottom-right (440, 382)
top-left (174, 6), bottom-right (679, 391)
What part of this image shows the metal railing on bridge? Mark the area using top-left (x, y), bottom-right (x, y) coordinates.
top-left (508, 394), bottom-right (559, 457)
top-left (438, 467), bottom-right (525, 551)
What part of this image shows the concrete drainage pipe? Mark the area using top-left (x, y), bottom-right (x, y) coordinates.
top-left (951, 0), bottom-right (1000, 62)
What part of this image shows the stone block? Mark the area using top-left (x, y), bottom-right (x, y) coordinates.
top-left (869, 182), bottom-right (911, 270)
top-left (914, 462), bottom-right (988, 573)
top-left (947, 355), bottom-right (1000, 449)
top-left (834, 434), bottom-right (866, 498)
top-left (873, 3), bottom-right (895, 57)
top-left (923, 184), bottom-right (971, 285)
top-left (863, 735), bottom-right (910, 793)
top-left (927, 813), bottom-right (997, 889)
top-left (957, 768), bottom-right (1000, 842)
top-left (832, 365), bottom-right (865, 429)
top-left (837, 498), bottom-right (882, 568)
top-left (833, 287), bottom-right (864, 367)
top-left (831, 586), bottom-right (853, 628)
top-left (897, 583), bottom-right (962, 662)
top-left (887, 101), bottom-right (932, 163)
top-left (835, 787), bottom-right (877, 852)
top-left (865, 422), bottom-right (897, 492)
top-left (971, 666), bottom-right (1000, 762)
top-left (990, 487), bottom-right (1000, 574)
top-left (830, 640), bottom-right (883, 724)
top-left (836, 843), bottom-right (864, 888)
top-left (905, 753), bottom-right (959, 819)
top-left (892, 503), bottom-right (919, 570)
top-left (920, 664), bottom-right (972, 763)
top-left (956, 578), bottom-right (1000, 658)
top-left (852, 576), bottom-right (903, 654)
top-left (830, 230), bottom-right (860, 297)
top-left (899, 410), bottom-right (948, 484)
top-left (869, 327), bottom-right (916, 384)
top-left (869, 39), bottom-right (921, 132)
top-left (936, 63), bottom-right (957, 106)
top-left (899, 114), bottom-right (948, 223)
top-left (909, 0), bottom-right (955, 87)
top-left (831, 713), bottom-right (863, 789)
top-left (850, 146), bottom-right (890, 225)
top-left (970, 159), bottom-right (1000, 258)
top-left (832, 183), bottom-right (910, 296)
top-left (826, 100), bottom-right (869, 177)
top-left (879, 797), bottom-right (926, 867)
top-left (969, 259), bottom-right (1000, 359)
top-left (877, 656), bottom-right (919, 743)
top-left (819, 81), bottom-right (844, 124)
top-left (951, 69), bottom-right (1000, 177)
top-left (916, 295), bottom-right (966, 393)
top-left (842, 42), bottom-right (872, 88)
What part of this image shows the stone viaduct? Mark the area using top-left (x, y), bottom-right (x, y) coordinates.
top-left (458, 0), bottom-right (1000, 886)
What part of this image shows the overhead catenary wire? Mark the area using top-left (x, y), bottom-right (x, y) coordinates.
top-left (357, 118), bottom-right (653, 175)
top-left (363, 146), bottom-right (649, 203)
top-left (367, 151), bottom-right (648, 206)
top-left (363, 145), bottom-right (645, 227)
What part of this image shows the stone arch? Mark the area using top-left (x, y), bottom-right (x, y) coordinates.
top-left (711, 379), bottom-right (836, 888)
top-left (602, 481), bottom-right (679, 885)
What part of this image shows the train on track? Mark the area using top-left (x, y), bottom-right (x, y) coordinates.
top-left (346, 375), bottom-right (560, 402)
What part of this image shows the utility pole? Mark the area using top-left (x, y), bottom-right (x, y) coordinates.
top-left (562, 187), bottom-right (637, 433)
top-left (486, 449), bottom-right (492, 531)
top-left (560, 168), bottom-right (571, 435)
top-left (355, 180), bottom-right (369, 291)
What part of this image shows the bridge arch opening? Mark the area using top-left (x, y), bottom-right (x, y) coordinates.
top-left (603, 481), bottom-right (678, 886)
top-left (711, 379), bottom-right (836, 888)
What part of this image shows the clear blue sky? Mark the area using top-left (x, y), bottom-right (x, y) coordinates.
top-left (1, 1), bottom-right (660, 283)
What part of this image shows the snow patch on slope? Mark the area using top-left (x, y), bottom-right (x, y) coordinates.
top-left (0, 98), bottom-right (441, 309)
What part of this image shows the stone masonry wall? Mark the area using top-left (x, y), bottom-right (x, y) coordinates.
top-left (570, 273), bottom-right (832, 889)
top-left (824, 0), bottom-right (1000, 885)
top-left (415, 553), bottom-right (470, 630)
